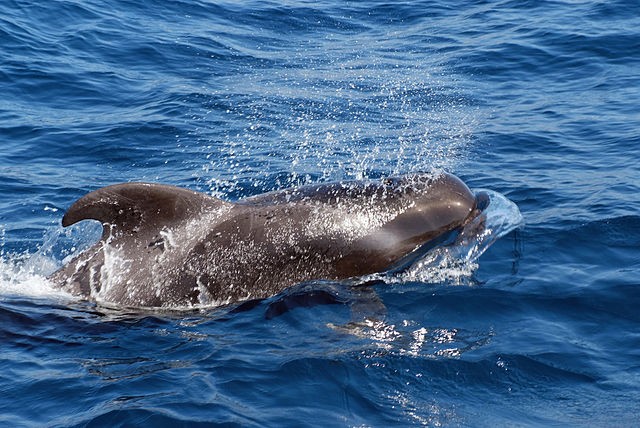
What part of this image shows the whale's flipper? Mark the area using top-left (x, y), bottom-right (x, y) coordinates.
top-left (62, 183), bottom-right (230, 238)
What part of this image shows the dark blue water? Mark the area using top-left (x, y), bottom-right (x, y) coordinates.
top-left (1, 0), bottom-right (639, 426)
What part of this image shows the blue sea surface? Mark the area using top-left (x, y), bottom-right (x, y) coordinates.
top-left (1, 0), bottom-right (639, 426)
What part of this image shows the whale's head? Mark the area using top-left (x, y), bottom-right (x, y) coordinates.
top-left (329, 172), bottom-right (484, 276)
top-left (378, 172), bottom-right (479, 244)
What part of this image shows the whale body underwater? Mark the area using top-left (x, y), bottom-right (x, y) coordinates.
top-left (49, 172), bottom-right (487, 308)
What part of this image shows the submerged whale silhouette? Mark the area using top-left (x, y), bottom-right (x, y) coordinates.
top-left (49, 172), bottom-right (482, 308)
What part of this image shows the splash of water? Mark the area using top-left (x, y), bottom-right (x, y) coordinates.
top-left (0, 253), bottom-right (66, 299)
top-left (0, 221), bottom-right (101, 300)
top-left (190, 52), bottom-right (478, 196)
top-left (394, 189), bottom-right (524, 285)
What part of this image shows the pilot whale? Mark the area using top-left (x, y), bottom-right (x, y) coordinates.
top-left (49, 172), bottom-right (482, 308)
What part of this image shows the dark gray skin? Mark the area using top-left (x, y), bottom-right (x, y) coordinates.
top-left (49, 172), bottom-right (480, 308)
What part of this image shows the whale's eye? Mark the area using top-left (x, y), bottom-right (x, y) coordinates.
top-left (148, 237), bottom-right (165, 252)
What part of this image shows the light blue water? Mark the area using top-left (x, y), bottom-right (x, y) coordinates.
top-left (1, 0), bottom-right (639, 426)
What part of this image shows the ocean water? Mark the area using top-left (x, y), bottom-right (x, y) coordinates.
top-left (1, 0), bottom-right (639, 426)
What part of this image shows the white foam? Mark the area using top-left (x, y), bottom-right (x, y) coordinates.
top-left (0, 221), bottom-right (101, 301)
top-left (0, 251), bottom-right (73, 300)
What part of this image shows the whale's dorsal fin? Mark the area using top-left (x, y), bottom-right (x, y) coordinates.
top-left (62, 182), bottom-right (230, 236)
